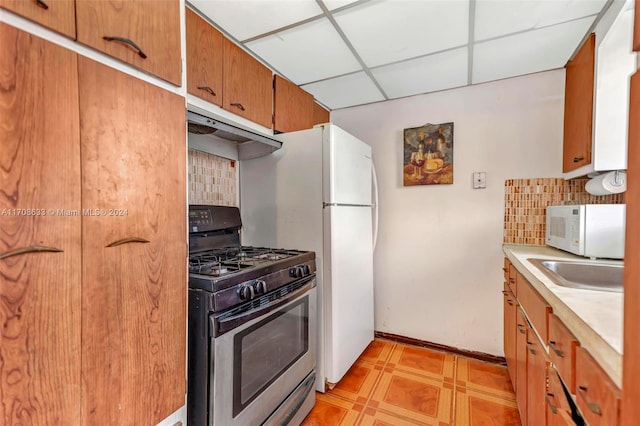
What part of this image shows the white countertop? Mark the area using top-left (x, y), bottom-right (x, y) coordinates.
top-left (502, 244), bottom-right (623, 388)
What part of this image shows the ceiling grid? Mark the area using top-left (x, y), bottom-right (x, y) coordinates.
top-left (188, 0), bottom-right (614, 110)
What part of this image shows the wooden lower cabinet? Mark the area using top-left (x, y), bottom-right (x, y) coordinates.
top-left (0, 25), bottom-right (186, 426)
top-left (547, 367), bottom-right (574, 426)
top-left (0, 22), bottom-right (82, 426)
top-left (503, 283), bottom-right (517, 391)
top-left (527, 331), bottom-right (548, 426)
top-left (576, 347), bottom-right (620, 426)
top-left (516, 308), bottom-right (529, 423)
top-left (78, 57), bottom-right (186, 425)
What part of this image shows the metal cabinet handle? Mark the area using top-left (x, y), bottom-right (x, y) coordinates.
top-left (573, 156), bottom-right (584, 163)
top-left (106, 237), bottom-right (150, 248)
top-left (509, 278), bottom-right (515, 283)
top-left (549, 340), bottom-right (565, 357)
top-left (527, 341), bottom-right (536, 355)
top-left (546, 393), bottom-right (558, 414)
top-left (517, 325), bottom-right (526, 334)
top-left (502, 291), bottom-right (509, 295)
top-left (507, 300), bottom-right (514, 306)
top-left (0, 245), bottom-right (63, 260)
top-left (578, 385), bottom-right (602, 415)
top-left (502, 268), bottom-right (508, 272)
top-left (35, 0), bottom-right (49, 9)
top-left (198, 86), bottom-right (216, 96)
top-left (103, 36), bottom-right (147, 59)
top-left (230, 102), bottom-right (245, 111)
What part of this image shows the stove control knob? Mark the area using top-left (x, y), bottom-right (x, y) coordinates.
top-left (254, 280), bottom-right (267, 295)
top-left (238, 285), bottom-right (255, 301)
top-left (289, 267), bottom-right (302, 278)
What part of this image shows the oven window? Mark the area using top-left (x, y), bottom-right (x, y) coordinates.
top-left (233, 298), bottom-right (309, 416)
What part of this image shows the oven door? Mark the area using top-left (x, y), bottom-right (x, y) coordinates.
top-left (211, 278), bottom-right (317, 426)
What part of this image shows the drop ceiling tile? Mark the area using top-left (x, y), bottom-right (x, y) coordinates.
top-left (372, 48), bottom-right (468, 99)
top-left (323, 0), bottom-right (360, 10)
top-left (246, 18), bottom-right (362, 84)
top-left (189, 0), bottom-right (322, 41)
top-left (334, 0), bottom-right (469, 67)
top-left (475, 0), bottom-right (605, 41)
top-left (302, 72), bottom-right (385, 109)
top-left (473, 16), bottom-right (595, 84)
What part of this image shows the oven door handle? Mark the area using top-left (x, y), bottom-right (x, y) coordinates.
top-left (216, 277), bottom-right (315, 336)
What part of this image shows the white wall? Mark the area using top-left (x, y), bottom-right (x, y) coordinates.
top-left (331, 69), bottom-right (565, 355)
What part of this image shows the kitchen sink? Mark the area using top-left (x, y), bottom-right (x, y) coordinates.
top-left (527, 258), bottom-right (623, 293)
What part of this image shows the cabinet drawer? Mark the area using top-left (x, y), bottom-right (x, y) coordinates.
top-left (548, 314), bottom-right (579, 393)
top-left (575, 347), bottom-right (620, 426)
top-left (517, 271), bottom-right (552, 343)
top-left (507, 260), bottom-right (517, 295)
top-left (547, 367), bottom-right (575, 426)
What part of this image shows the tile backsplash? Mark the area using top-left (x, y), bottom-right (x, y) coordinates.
top-left (504, 178), bottom-right (625, 246)
top-left (188, 149), bottom-right (237, 206)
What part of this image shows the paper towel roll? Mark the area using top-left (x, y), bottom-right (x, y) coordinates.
top-left (585, 171), bottom-right (627, 196)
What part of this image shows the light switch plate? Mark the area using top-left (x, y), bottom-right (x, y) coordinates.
top-left (473, 172), bottom-right (487, 189)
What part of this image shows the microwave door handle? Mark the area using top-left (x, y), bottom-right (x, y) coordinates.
top-left (217, 278), bottom-right (315, 335)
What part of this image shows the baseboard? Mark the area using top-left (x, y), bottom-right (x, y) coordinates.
top-left (374, 331), bottom-right (506, 365)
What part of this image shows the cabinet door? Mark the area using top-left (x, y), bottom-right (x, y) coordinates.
top-left (516, 308), bottom-right (528, 424)
top-left (623, 70), bottom-right (640, 426)
top-left (503, 283), bottom-right (517, 391)
top-left (576, 347), bottom-right (620, 426)
top-left (526, 333), bottom-right (548, 426)
top-left (548, 314), bottom-right (579, 393)
top-left (0, 23), bottom-right (81, 425)
top-left (223, 38), bottom-right (273, 128)
top-left (274, 75), bottom-right (314, 133)
top-left (0, 0), bottom-right (75, 38)
top-left (546, 367), bottom-right (574, 426)
top-left (562, 33), bottom-right (595, 173)
top-left (186, 7), bottom-right (223, 106)
top-left (76, 0), bottom-right (181, 85)
top-left (78, 57), bottom-right (186, 425)
top-left (313, 101), bottom-right (330, 126)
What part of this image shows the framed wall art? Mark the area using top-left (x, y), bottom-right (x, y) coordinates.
top-left (403, 122), bottom-right (454, 186)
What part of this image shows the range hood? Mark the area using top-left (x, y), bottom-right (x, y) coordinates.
top-left (187, 111), bottom-right (282, 160)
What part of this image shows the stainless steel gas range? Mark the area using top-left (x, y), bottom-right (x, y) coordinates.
top-left (187, 205), bottom-right (316, 426)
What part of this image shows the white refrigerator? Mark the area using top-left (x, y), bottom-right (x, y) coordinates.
top-left (240, 124), bottom-right (378, 392)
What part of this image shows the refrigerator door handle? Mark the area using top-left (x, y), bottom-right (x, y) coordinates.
top-left (372, 161), bottom-right (379, 251)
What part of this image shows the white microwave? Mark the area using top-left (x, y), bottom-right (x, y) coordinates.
top-left (546, 204), bottom-right (626, 259)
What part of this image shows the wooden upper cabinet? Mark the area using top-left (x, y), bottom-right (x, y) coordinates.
top-left (274, 75), bottom-right (314, 133)
top-left (223, 37), bottom-right (273, 128)
top-left (75, 0), bottom-right (181, 86)
top-left (186, 8), bottom-right (223, 106)
top-left (563, 33), bottom-right (595, 173)
top-left (0, 23), bottom-right (81, 425)
top-left (634, 0), bottom-right (640, 51)
top-left (0, 0), bottom-right (75, 38)
top-left (622, 70), bottom-right (640, 426)
top-left (78, 57), bottom-right (186, 425)
top-left (313, 101), bottom-right (331, 126)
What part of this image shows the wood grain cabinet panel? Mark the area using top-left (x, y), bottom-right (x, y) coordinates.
top-left (516, 308), bottom-right (529, 423)
top-left (576, 347), bottom-right (620, 426)
top-left (563, 33), bottom-right (595, 173)
top-left (526, 332), bottom-right (548, 426)
top-left (274, 75), bottom-right (314, 133)
top-left (0, 0), bottom-right (75, 38)
top-left (76, 0), bottom-right (181, 85)
top-left (623, 69), bottom-right (640, 426)
top-left (78, 57), bottom-right (186, 425)
top-left (508, 261), bottom-right (517, 295)
top-left (0, 23), bottom-right (81, 426)
top-left (313, 101), bottom-right (330, 126)
top-left (186, 7), bottom-right (223, 106)
top-left (223, 37), bottom-right (273, 128)
top-left (546, 367), bottom-right (574, 426)
top-left (503, 283), bottom-right (517, 391)
top-left (517, 271), bottom-right (552, 344)
top-left (548, 314), bottom-right (579, 393)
